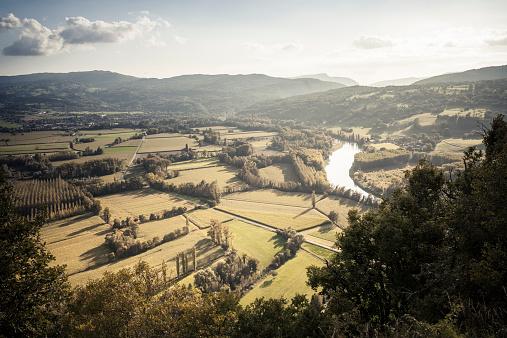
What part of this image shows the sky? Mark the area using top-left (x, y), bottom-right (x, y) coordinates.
top-left (0, 0), bottom-right (506, 84)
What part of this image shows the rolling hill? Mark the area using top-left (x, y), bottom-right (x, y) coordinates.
top-left (415, 65), bottom-right (507, 85)
top-left (240, 78), bottom-right (507, 128)
top-left (0, 71), bottom-right (342, 114)
top-left (371, 77), bottom-right (425, 87)
top-left (292, 73), bottom-right (357, 86)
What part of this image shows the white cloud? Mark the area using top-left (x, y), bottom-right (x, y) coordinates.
top-left (353, 36), bottom-right (393, 49)
top-left (486, 36), bottom-right (507, 46)
top-left (3, 17), bottom-right (63, 56)
top-left (0, 13), bottom-right (21, 31)
top-left (0, 13), bottom-right (171, 56)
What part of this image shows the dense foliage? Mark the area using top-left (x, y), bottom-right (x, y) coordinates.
top-left (307, 115), bottom-right (507, 336)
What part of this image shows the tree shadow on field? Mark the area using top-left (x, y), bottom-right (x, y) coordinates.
top-left (67, 221), bottom-right (109, 237)
top-left (268, 234), bottom-right (286, 251)
top-left (260, 279), bottom-right (273, 288)
top-left (79, 243), bottom-right (109, 266)
top-left (57, 213), bottom-right (93, 228)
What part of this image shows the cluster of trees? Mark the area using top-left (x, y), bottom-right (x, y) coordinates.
top-left (353, 148), bottom-right (411, 171)
top-left (0, 153), bottom-right (53, 178)
top-left (328, 185), bottom-right (379, 206)
top-left (268, 228), bottom-right (304, 270)
top-left (207, 219), bottom-right (231, 249)
top-left (146, 173), bottom-right (221, 203)
top-left (80, 146), bottom-right (104, 157)
top-left (194, 251), bottom-right (259, 293)
top-left (175, 247), bottom-right (197, 277)
top-left (54, 158), bottom-right (124, 179)
top-left (269, 127), bottom-right (334, 155)
top-left (202, 128), bottom-right (221, 145)
top-left (105, 223), bottom-right (190, 260)
top-left (74, 137), bottom-right (95, 143)
top-left (47, 151), bottom-right (79, 162)
top-left (13, 177), bottom-right (100, 220)
top-left (222, 141), bottom-right (254, 157)
top-left (139, 154), bottom-right (178, 178)
top-left (84, 177), bottom-right (144, 196)
top-left (291, 155), bottom-right (329, 192)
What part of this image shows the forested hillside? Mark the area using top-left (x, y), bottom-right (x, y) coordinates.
top-left (241, 79), bottom-right (507, 127)
top-left (0, 71), bottom-right (342, 114)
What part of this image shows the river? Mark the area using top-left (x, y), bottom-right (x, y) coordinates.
top-left (324, 142), bottom-right (371, 199)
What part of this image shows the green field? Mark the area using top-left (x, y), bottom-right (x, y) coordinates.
top-left (302, 243), bottom-right (335, 260)
top-left (227, 219), bottom-right (285, 268)
top-left (240, 250), bottom-right (323, 304)
top-left (307, 224), bottom-right (341, 242)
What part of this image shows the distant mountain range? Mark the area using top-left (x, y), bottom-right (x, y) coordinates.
top-left (415, 65), bottom-right (507, 85)
top-left (0, 71), bottom-right (342, 114)
top-left (371, 77), bottom-right (425, 87)
top-left (1, 65), bottom-right (507, 117)
top-left (291, 73), bottom-right (358, 86)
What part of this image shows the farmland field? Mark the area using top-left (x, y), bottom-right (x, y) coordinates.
top-left (136, 215), bottom-right (195, 241)
top-left (258, 163), bottom-right (298, 183)
top-left (96, 189), bottom-right (196, 220)
top-left (395, 112), bottom-right (437, 127)
top-left (227, 219), bottom-right (284, 268)
top-left (73, 131), bottom-right (139, 151)
top-left (315, 196), bottom-right (364, 229)
top-left (221, 131), bottom-right (277, 140)
top-left (42, 214), bottom-right (112, 276)
top-left (305, 223), bottom-right (341, 242)
top-left (167, 158), bottom-right (219, 171)
top-left (0, 142), bottom-right (69, 155)
top-left (165, 164), bottom-right (244, 189)
top-left (186, 208), bottom-right (233, 229)
top-left (302, 243), bottom-right (336, 260)
top-left (0, 131), bottom-right (73, 145)
top-left (217, 198), bottom-right (328, 231)
top-left (369, 142), bottom-right (400, 150)
top-left (240, 250), bottom-right (323, 304)
top-left (223, 189), bottom-right (316, 208)
top-left (68, 230), bottom-right (223, 285)
top-left (431, 138), bottom-right (483, 160)
top-left (138, 136), bottom-right (197, 153)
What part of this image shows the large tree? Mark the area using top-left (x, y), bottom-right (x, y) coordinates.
top-left (0, 174), bottom-right (70, 337)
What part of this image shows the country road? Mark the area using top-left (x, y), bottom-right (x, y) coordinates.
top-left (121, 136), bottom-right (145, 180)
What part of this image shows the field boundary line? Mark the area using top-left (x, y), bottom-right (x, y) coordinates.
top-left (221, 196), bottom-right (312, 209)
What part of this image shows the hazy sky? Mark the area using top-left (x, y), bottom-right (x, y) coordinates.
top-left (0, 0), bottom-right (506, 84)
